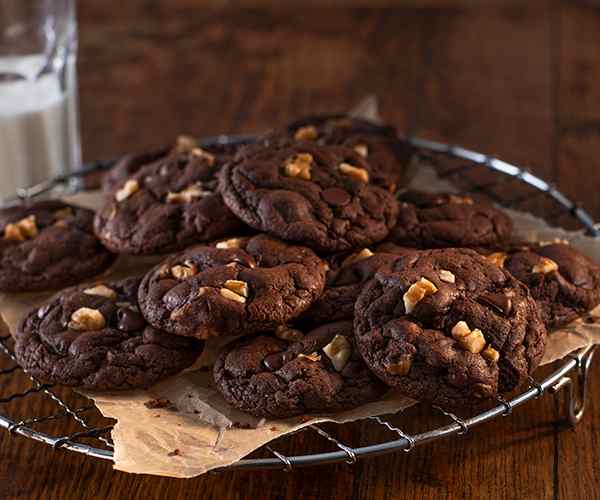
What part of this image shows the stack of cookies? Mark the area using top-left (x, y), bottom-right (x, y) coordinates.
top-left (6, 115), bottom-right (600, 418)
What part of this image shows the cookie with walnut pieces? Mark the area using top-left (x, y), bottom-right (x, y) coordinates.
top-left (354, 248), bottom-right (547, 409)
top-left (479, 242), bottom-right (600, 330)
top-left (387, 190), bottom-right (513, 249)
top-left (94, 136), bottom-right (245, 255)
top-left (219, 142), bottom-right (399, 253)
top-left (138, 235), bottom-right (327, 339)
top-left (214, 321), bottom-right (387, 418)
top-left (0, 200), bottom-right (115, 292)
top-left (275, 114), bottom-right (415, 192)
top-left (15, 277), bottom-right (203, 390)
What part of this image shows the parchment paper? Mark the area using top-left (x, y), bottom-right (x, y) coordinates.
top-left (2, 108), bottom-right (600, 477)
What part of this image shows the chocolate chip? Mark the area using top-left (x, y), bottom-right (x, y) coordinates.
top-left (478, 292), bottom-right (512, 316)
top-left (117, 308), bottom-right (147, 332)
top-left (263, 351), bottom-right (295, 371)
top-left (320, 187), bottom-right (351, 207)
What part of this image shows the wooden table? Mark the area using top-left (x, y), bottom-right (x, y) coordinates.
top-left (2, 2), bottom-right (600, 499)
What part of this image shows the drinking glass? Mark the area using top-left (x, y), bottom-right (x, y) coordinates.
top-left (0, 0), bottom-right (80, 201)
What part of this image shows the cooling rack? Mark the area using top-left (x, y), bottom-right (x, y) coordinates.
top-left (0, 135), bottom-right (598, 472)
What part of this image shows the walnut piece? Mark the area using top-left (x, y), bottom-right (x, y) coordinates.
top-left (341, 248), bottom-right (374, 268)
top-left (68, 307), bottom-right (106, 331)
top-left (298, 352), bottom-right (321, 362)
top-left (448, 194), bottom-right (474, 205)
top-left (174, 135), bottom-right (198, 153)
top-left (275, 325), bottom-right (304, 342)
top-left (3, 215), bottom-right (38, 241)
top-left (223, 279), bottom-right (248, 298)
top-left (171, 261), bottom-right (198, 280)
top-left (322, 334), bottom-right (352, 372)
top-left (115, 179), bottom-right (140, 202)
top-left (338, 162), bottom-right (369, 183)
top-left (482, 346), bottom-right (500, 362)
top-left (191, 147), bottom-right (215, 166)
top-left (532, 257), bottom-right (559, 274)
top-left (403, 277), bottom-right (438, 314)
top-left (451, 321), bottom-right (486, 353)
top-left (384, 356), bottom-right (412, 376)
top-left (284, 153), bottom-right (313, 180)
top-left (216, 238), bottom-right (243, 249)
top-left (83, 285), bottom-right (117, 301)
top-left (166, 183), bottom-right (211, 204)
top-left (486, 252), bottom-right (508, 268)
top-left (438, 269), bottom-right (455, 283)
top-left (353, 144), bottom-right (368, 157)
top-left (294, 125), bottom-right (318, 141)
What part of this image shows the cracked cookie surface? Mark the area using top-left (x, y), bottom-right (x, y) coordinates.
top-left (0, 200), bottom-right (115, 292)
top-left (480, 242), bottom-right (600, 329)
top-left (138, 235), bottom-right (327, 339)
top-left (388, 190), bottom-right (513, 249)
top-left (354, 248), bottom-right (546, 409)
top-left (15, 277), bottom-right (203, 390)
top-left (95, 140), bottom-right (245, 255)
top-left (214, 321), bottom-right (387, 418)
top-left (272, 114), bottom-right (414, 192)
top-left (219, 142), bottom-right (399, 253)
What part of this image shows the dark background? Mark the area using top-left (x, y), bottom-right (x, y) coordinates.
top-left (2, 1), bottom-right (600, 499)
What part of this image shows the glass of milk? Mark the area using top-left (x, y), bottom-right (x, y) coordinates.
top-left (0, 0), bottom-right (80, 202)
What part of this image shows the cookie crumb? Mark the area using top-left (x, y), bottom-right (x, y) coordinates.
top-left (144, 398), bottom-right (176, 410)
top-left (167, 449), bottom-right (181, 457)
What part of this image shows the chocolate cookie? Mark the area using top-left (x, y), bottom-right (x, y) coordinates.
top-left (94, 137), bottom-right (245, 255)
top-left (302, 245), bottom-right (417, 324)
top-left (274, 114), bottom-right (415, 192)
top-left (15, 277), bottom-right (203, 390)
top-left (0, 201), bottom-right (114, 292)
top-left (220, 142), bottom-right (399, 253)
top-left (101, 136), bottom-right (244, 195)
top-left (354, 248), bottom-right (546, 409)
top-left (214, 321), bottom-right (387, 418)
top-left (481, 242), bottom-right (600, 329)
top-left (388, 191), bottom-right (513, 249)
top-left (138, 235), bottom-right (327, 339)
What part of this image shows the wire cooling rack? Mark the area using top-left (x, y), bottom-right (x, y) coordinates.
top-left (0, 136), bottom-right (598, 472)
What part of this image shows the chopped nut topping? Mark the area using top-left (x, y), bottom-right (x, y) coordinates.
top-left (223, 279), bottom-right (248, 298)
top-left (275, 325), bottom-right (304, 342)
top-left (384, 356), bottom-right (412, 376)
top-left (532, 257), bottom-right (559, 274)
top-left (298, 352), bottom-right (321, 362)
top-left (486, 252), bottom-right (508, 268)
top-left (322, 334), bottom-right (352, 372)
top-left (403, 277), bottom-right (438, 314)
top-left (220, 287), bottom-right (247, 303)
top-left (462, 329), bottom-right (486, 353)
top-left (216, 238), bottom-right (243, 249)
top-left (54, 207), bottom-right (73, 219)
top-left (171, 261), bottom-right (198, 280)
top-left (451, 321), bottom-right (471, 340)
top-left (68, 307), bottom-right (106, 331)
top-left (539, 238), bottom-right (569, 247)
top-left (197, 287), bottom-right (209, 297)
top-left (294, 125), bottom-right (318, 141)
top-left (451, 321), bottom-right (487, 353)
top-left (3, 215), bottom-right (38, 241)
top-left (438, 269), bottom-right (455, 283)
top-left (190, 147), bottom-right (215, 166)
top-left (341, 248), bottom-right (374, 268)
top-left (353, 144), bottom-right (368, 157)
top-left (482, 346), bottom-right (500, 362)
top-left (284, 153), bottom-right (313, 180)
top-left (83, 285), bottom-right (117, 301)
top-left (115, 179), bottom-right (140, 202)
top-left (448, 194), bottom-right (474, 205)
top-left (174, 135), bottom-right (198, 153)
top-left (339, 162), bottom-right (369, 183)
top-left (166, 183), bottom-right (212, 204)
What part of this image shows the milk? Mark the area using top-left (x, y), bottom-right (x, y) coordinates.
top-left (0, 55), bottom-right (80, 201)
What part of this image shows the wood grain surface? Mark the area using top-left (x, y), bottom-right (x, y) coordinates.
top-left (1, 1), bottom-right (600, 499)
